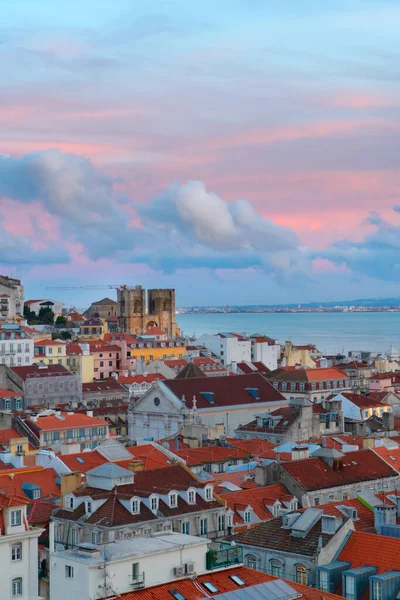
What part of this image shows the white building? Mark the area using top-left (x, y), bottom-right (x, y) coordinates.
top-left (0, 323), bottom-right (34, 367)
top-left (195, 332), bottom-right (251, 367)
top-left (0, 494), bottom-right (43, 600)
top-left (0, 276), bottom-right (24, 319)
top-left (250, 334), bottom-right (280, 371)
top-left (24, 299), bottom-right (65, 317)
top-left (49, 531), bottom-right (210, 600)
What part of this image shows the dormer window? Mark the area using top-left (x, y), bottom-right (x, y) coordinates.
top-left (169, 493), bottom-right (178, 508)
top-left (291, 500), bottom-right (298, 511)
top-left (150, 496), bottom-right (159, 511)
top-left (187, 489), bottom-right (196, 505)
top-left (10, 510), bottom-right (21, 527)
top-left (68, 496), bottom-right (74, 510)
top-left (205, 486), bottom-right (213, 501)
top-left (372, 580), bottom-right (382, 600)
top-left (86, 501), bottom-right (92, 514)
top-left (132, 499), bottom-right (140, 514)
top-left (273, 504), bottom-right (280, 517)
top-left (244, 510), bottom-right (251, 523)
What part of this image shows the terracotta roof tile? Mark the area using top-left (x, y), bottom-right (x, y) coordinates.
top-left (338, 530), bottom-right (400, 572)
top-left (26, 412), bottom-right (108, 431)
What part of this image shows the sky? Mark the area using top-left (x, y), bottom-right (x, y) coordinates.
top-left (1, 0), bottom-right (400, 308)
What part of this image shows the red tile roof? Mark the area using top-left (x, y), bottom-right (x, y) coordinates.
top-left (143, 326), bottom-right (165, 335)
top-left (28, 499), bottom-right (59, 525)
top-left (26, 412), bottom-right (108, 431)
top-left (0, 428), bottom-right (24, 444)
top-left (0, 466), bottom-right (61, 499)
top-left (82, 379), bottom-right (125, 393)
top-left (224, 483), bottom-right (294, 524)
top-left (338, 530), bottom-right (400, 572)
top-left (11, 364), bottom-right (73, 380)
top-left (267, 367), bottom-right (348, 382)
top-left (164, 373), bottom-right (285, 409)
top-left (35, 339), bottom-right (66, 346)
top-left (174, 446), bottom-right (249, 466)
top-left (225, 438), bottom-right (276, 456)
top-left (118, 374), bottom-right (165, 385)
top-left (0, 388), bottom-right (21, 398)
top-left (112, 567), bottom-right (345, 600)
top-left (282, 449), bottom-right (398, 491)
top-left (372, 446), bottom-right (400, 471)
top-left (341, 392), bottom-right (390, 409)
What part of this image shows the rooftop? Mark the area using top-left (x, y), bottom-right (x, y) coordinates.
top-left (26, 411), bottom-right (108, 431)
top-left (338, 530), bottom-right (400, 573)
top-left (164, 373), bottom-right (285, 409)
top-left (267, 367), bottom-right (348, 382)
top-left (11, 364), bottom-right (73, 380)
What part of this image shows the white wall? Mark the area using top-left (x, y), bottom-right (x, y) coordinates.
top-left (50, 537), bottom-right (208, 600)
top-left (251, 341), bottom-right (280, 371)
top-left (0, 507), bottom-right (42, 600)
top-left (195, 334), bottom-right (251, 366)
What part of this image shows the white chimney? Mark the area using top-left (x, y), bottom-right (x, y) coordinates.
top-left (87, 410), bottom-right (93, 418)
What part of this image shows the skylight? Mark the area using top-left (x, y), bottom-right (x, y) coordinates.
top-left (230, 574), bottom-right (246, 586)
top-left (76, 457), bottom-right (84, 463)
top-left (202, 582), bottom-right (219, 593)
top-left (169, 590), bottom-right (186, 600)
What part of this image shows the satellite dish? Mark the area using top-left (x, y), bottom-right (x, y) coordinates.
top-left (162, 442), bottom-right (170, 449)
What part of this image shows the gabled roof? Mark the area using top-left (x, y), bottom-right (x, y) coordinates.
top-left (164, 373), bottom-right (285, 409)
top-left (118, 374), bottom-right (165, 385)
top-left (11, 364), bottom-right (72, 380)
top-left (82, 379), bottom-right (125, 393)
top-left (282, 449), bottom-right (397, 491)
top-left (91, 297), bottom-right (117, 306)
top-left (0, 388), bottom-right (21, 398)
top-left (87, 463), bottom-right (132, 479)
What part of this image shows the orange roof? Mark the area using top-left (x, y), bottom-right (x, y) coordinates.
top-left (372, 446), bottom-right (400, 471)
top-left (27, 412), bottom-right (108, 431)
top-left (143, 326), bottom-right (165, 335)
top-left (35, 339), bottom-right (66, 346)
top-left (0, 428), bottom-right (24, 444)
top-left (58, 451), bottom-right (108, 473)
top-left (338, 530), bottom-right (400, 572)
top-left (0, 388), bottom-right (21, 398)
top-left (0, 466), bottom-right (61, 499)
top-left (225, 438), bottom-right (276, 456)
top-left (126, 444), bottom-right (175, 470)
top-left (224, 483), bottom-right (294, 524)
top-left (112, 566), bottom-right (345, 600)
top-left (314, 498), bottom-right (376, 532)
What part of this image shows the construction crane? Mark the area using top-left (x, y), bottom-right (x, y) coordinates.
top-left (45, 285), bottom-right (128, 291)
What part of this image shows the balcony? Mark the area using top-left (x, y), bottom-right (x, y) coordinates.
top-left (130, 572), bottom-right (145, 589)
top-left (206, 546), bottom-right (243, 570)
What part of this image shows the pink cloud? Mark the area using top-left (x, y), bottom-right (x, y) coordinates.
top-left (311, 258), bottom-right (351, 273)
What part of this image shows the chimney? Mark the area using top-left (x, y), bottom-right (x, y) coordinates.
top-left (174, 436), bottom-right (180, 451)
top-left (382, 411), bottom-right (394, 431)
top-left (86, 410), bottom-right (93, 418)
top-left (60, 472), bottom-right (82, 498)
top-left (322, 437), bottom-right (327, 448)
top-left (374, 503), bottom-right (396, 532)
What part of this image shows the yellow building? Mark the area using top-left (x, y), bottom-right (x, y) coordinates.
top-left (78, 317), bottom-right (108, 340)
top-left (129, 338), bottom-right (186, 364)
top-left (34, 340), bottom-right (94, 384)
top-left (282, 341), bottom-right (316, 368)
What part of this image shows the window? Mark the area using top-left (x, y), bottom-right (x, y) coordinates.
top-left (72, 528), bottom-right (79, 546)
top-left (87, 501), bottom-right (92, 514)
top-left (100, 361), bottom-right (104, 367)
top-left (205, 486), bottom-right (212, 501)
top-left (48, 347), bottom-right (53, 355)
top-left (230, 574), bottom-right (245, 586)
top-left (16, 399), bottom-right (22, 410)
top-left (345, 576), bottom-right (356, 600)
top-left (187, 490), bottom-right (195, 504)
top-left (270, 560), bottom-right (281, 577)
top-left (68, 497), bottom-right (74, 509)
top-left (132, 499), bottom-right (139, 514)
top-left (11, 543), bottom-right (22, 561)
top-left (65, 565), bottom-right (74, 579)
top-left (33, 489), bottom-right (41, 500)
top-left (11, 510), bottom-right (21, 527)
top-left (218, 514), bottom-right (225, 532)
top-left (328, 495), bottom-right (335, 502)
top-left (109, 361), bottom-right (112, 366)
top-left (319, 570), bottom-right (330, 592)
top-left (92, 531), bottom-right (100, 544)
top-left (182, 521), bottom-right (190, 535)
top-left (169, 493), bottom-right (178, 508)
top-left (372, 580), bottom-right (382, 600)
top-left (290, 382), bottom-right (296, 391)
top-left (246, 554), bottom-right (257, 569)
top-left (169, 590), bottom-right (186, 600)
top-left (4, 399), bottom-right (10, 410)
top-left (319, 382), bottom-right (324, 389)
top-left (296, 565), bottom-right (307, 585)
top-left (282, 382), bottom-right (287, 390)
top-left (314, 497), bottom-right (320, 506)
top-left (343, 493), bottom-right (349, 500)
top-left (244, 510), bottom-right (251, 523)
top-left (227, 513), bottom-right (233, 528)
top-left (203, 582), bottom-right (219, 593)
top-left (151, 496), bottom-right (159, 511)
top-left (12, 578), bottom-right (22, 597)
top-left (200, 518), bottom-right (207, 536)
top-left (16, 444), bottom-right (23, 454)
top-left (132, 562), bottom-right (140, 582)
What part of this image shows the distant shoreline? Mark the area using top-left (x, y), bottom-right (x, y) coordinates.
top-left (177, 307), bottom-right (400, 314)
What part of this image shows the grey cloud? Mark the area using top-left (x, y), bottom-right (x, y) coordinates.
top-left (320, 207), bottom-right (400, 281)
top-left (0, 218), bottom-right (69, 266)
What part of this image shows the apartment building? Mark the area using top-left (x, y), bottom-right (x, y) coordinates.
top-left (0, 323), bottom-right (34, 367)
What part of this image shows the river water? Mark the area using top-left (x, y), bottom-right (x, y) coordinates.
top-left (177, 312), bottom-right (400, 354)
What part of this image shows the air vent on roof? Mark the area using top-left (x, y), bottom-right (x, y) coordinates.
top-left (201, 392), bottom-right (214, 404)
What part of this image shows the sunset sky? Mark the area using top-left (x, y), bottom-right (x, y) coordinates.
top-left (1, 0), bottom-right (400, 307)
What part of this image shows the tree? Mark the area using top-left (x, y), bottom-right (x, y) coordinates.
top-left (55, 316), bottom-right (66, 327)
top-left (52, 331), bottom-right (71, 340)
top-left (38, 307), bottom-right (55, 324)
